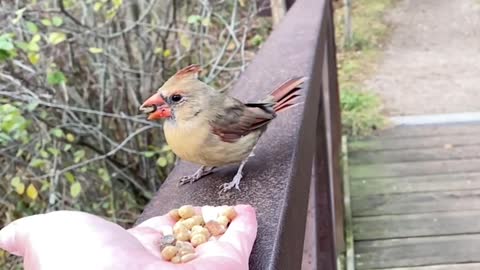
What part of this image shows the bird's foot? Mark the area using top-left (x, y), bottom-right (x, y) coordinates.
top-left (178, 166), bottom-right (215, 186)
top-left (178, 175), bottom-right (199, 186)
top-left (220, 171), bottom-right (243, 192)
top-left (219, 148), bottom-right (255, 192)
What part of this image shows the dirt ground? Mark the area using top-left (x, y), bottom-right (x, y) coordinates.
top-left (365, 0), bottom-right (480, 116)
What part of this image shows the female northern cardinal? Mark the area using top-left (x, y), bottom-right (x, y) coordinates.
top-left (140, 65), bottom-right (305, 191)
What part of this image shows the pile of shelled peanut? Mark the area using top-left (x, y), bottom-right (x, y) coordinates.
top-left (159, 205), bottom-right (237, 264)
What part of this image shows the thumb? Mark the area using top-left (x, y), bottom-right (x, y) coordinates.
top-left (0, 215), bottom-right (39, 256)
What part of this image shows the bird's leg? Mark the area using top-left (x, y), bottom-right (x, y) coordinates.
top-left (178, 166), bottom-right (216, 186)
top-left (221, 148), bottom-right (256, 192)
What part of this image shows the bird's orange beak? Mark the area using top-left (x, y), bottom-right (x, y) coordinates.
top-left (139, 94), bottom-right (172, 120)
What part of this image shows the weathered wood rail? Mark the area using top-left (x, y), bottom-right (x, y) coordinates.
top-left (137, 0), bottom-right (343, 269)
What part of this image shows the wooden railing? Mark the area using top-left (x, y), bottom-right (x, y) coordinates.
top-left (136, 0), bottom-right (343, 269)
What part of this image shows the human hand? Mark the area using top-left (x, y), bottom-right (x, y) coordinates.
top-left (0, 204), bottom-right (257, 270)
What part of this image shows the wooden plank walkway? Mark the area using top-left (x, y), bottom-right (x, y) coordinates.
top-left (348, 122), bottom-right (480, 269)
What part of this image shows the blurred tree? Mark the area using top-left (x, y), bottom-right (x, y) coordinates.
top-left (0, 0), bottom-right (273, 236)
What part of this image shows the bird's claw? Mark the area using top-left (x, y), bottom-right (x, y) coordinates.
top-left (178, 166), bottom-right (215, 186)
top-left (220, 173), bottom-right (242, 192)
top-left (178, 175), bottom-right (197, 186)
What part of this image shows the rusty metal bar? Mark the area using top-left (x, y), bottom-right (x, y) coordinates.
top-left (136, 0), bottom-right (341, 269)
top-left (324, 0), bottom-right (345, 254)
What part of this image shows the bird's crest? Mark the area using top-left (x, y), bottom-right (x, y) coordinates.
top-left (174, 64), bottom-right (202, 80)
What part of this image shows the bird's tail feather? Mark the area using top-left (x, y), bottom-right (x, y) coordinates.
top-left (270, 77), bottom-right (306, 113)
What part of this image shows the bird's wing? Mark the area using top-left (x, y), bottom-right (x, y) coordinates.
top-left (209, 99), bottom-right (275, 143)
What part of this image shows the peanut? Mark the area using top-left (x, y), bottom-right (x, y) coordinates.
top-left (216, 215), bottom-right (230, 227)
top-left (171, 256), bottom-right (181, 264)
top-left (181, 253), bottom-right (197, 263)
top-left (190, 233), bottom-right (207, 247)
top-left (191, 215), bottom-right (204, 226)
top-left (175, 231), bottom-right (191, 241)
top-left (178, 205), bottom-right (195, 219)
top-left (168, 209), bottom-right (181, 221)
top-left (161, 246), bottom-right (178, 261)
top-left (182, 217), bottom-right (196, 230)
top-left (205, 220), bottom-right (226, 236)
top-left (222, 206), bottom-right (237, 220)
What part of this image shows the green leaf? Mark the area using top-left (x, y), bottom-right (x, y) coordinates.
top-left (12, 8), bottom-right (26, 24)
top-left (40, 150), bottom-right (49, 158)
top-left (50, 128), bottom-right (64, 138)
top-left (179, 34), bottom-right (191, 50)
top-left (163, 49), bottom-right (171, 58)
top-left (0, 38), bottom-right (14, 51)
top-left (47, 147), bottom-right (60, 156)
top-left (143, 151), bottom-right (155, 158)
top-left (201, 17), bottom-right (211, 26)
top-left (65, 172), bottom-right (75, 183)
top-left (156, 157), bottom-right (168, 167)
top-left (27, 42), bottom-right (40, 52)
top-left (12, 178), bottom-right (25, 194)
top-left (15, 149), bottom-right (24, 157)
top-left (26, 184), bottom-right (38, 200)
top-left (249, 34), bottom-right (264, 47)
top-left (26, 21), bottom-right (38, 33)
top-left (31, 34), bottom-right (41, 43)
top-left (187, 15), bottom-right (202, 25)
top-left (70, 182), bottom-right (82, 198)
top-left (47, 71), bottom-right (66, 85)
top-left (40, 110), bottom-right (48, 119)
top-left (64, 144), bottom-right (72, 151)
top-left (93, 2), bottom-right (103, 12)
top-left (0, 50), bottom-right (10, 61)
top-left (88, 47), bottom-right (103, 54)
top-left (11, 176), bottom-right (21, 188)
top-left (105, 8), bottom-right (117, 20)
top-left (28, 52), bottom-right (40, 64)
top-left (40, 180), bottom-right (50, 192)
top-left (30, 158), bottom-right (47, 168)
top-left (52, 16), bottom-right (63, 27)
top-left (0, 133), bottom-right (12, 143)
top-left (15, 41), bottom-right (29, 51)
top-left (112, 0), bottom-right (122, 8)
top-left (166, 152), bottom-right (175, 163)
top-left (73, 150), bottom-right (85, 163)
top-left (66, 133), bottom-right (75, 142)
top-left (48, 32), bottom-right (66, 45)
top-left (62, 0), bottom-right (75, 8)
top-left (15, 183), bottom-right (25, 194)
top-left (98, 168), bottom-right (110, 182)
top-left (41, 19), bottom-right (52, 26)
top-left (154, 47), bottom-right (162, 54)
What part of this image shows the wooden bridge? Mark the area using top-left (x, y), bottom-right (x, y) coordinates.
top-left (137, 0), bottom-right (480, 269)
top-left (346, 122), bottom-right (480, 270)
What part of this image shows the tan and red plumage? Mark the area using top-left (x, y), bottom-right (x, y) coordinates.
top-left (140, 64), bottom-right (306, 191)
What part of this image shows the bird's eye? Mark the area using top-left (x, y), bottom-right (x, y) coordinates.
top-left (171, 94), bottom-right (183, 102)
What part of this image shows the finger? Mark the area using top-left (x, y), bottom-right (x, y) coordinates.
top-left (0, 220), bottom-right (23, 255)
top-left (0, 214), bottom-right (42, 256)
top-left (219, 205), bottom-right (257, 257)
top-left (128, 227), bottom-right (164, 258)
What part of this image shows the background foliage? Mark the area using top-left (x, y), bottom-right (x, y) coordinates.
top-left (335, 0), bottom-right (392, 136)
top-left (0, 0), bottom-right (272, 266)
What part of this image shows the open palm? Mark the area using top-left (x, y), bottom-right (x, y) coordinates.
top-left (0, 205), bottom-right (257, 270)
